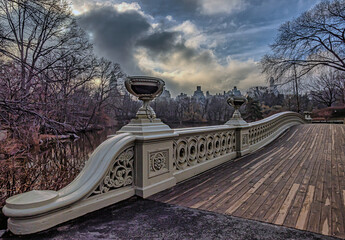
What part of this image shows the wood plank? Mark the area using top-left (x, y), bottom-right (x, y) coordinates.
top-left (275, 183), bottom-right (300, 225)
top-left (296, 185), bottom-right (315, 229)
top-left (307, 125), bottom-right (327, 233)
top-left (225, 168), bottom-right (278, 214)
top-left (260, 138), bottom-right (311, 222)
top-left (283, 125), bottom-right (321, 228)
top-left (331, 125), bottom-right (345, 238)
top-left (319, 126), bottom-right (332, 236)
top-left (214, 145), bottom-right (295, 214)
top-left (238, 137), bottom-right (308, 219)
top-left (233, 141), bottom-right (306, 218)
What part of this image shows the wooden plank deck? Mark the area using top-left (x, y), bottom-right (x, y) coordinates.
top-left (150, 124), bottom-right (345, 239)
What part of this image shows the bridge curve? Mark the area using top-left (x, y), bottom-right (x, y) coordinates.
top-left (150, 124), bottom-right (345, 239)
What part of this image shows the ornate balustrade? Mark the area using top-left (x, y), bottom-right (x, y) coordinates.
top-left (172, 125), bottom-right (237, 182)
top-left (246, 112), bottom-right (305, 151)
top-left (170, 111), bottom-right (304, 183)
top-left (2, 77), bottom-right (306, 235)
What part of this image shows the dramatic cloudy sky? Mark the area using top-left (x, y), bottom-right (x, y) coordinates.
top-left (71, 0), bottom-right (319, 96)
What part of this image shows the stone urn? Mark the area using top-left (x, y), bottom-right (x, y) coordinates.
top-left (119, 76), bottom-right (172, 136)
top-left (125, 76), bottom-right (165, 120)
top-left (225, 87), bottom-right (248, 126)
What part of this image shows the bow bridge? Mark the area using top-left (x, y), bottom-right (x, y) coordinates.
top-left (2, 77), bottom-right (345, 239)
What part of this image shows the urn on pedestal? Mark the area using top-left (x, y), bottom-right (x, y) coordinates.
top-left (118, 76), bottom-right (173, 136)
top-left (125, 76), bottom-right (165, 120)
top-left (225, 86), bottom-right (248, 126)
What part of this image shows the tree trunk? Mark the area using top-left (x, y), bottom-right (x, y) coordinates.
top-left (293, 65), bottom-right (300, 113)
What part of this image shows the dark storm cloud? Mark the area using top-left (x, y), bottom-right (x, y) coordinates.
top-left (76, 3), bottom-right (214, 76)
top-left (137, 31), bottom-right (179, 53)
top-left (137, 30), bottom-right (213, 65)
top-left (77, 6), bottom-right (150, 74)
top-left (178, 46), bottom-right (213, 65)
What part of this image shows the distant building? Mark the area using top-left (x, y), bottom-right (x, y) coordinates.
top-left (176, 93), bottom-right (189, 101)
top-left (247, 77), bottom-right (280, 99)
top-left (203, 87), bottom-right (244, 100)
top-left (193, 86), bottom-right (205, 101)
top-left (268, 77), bottom-right (279, 97)
top-left (229, 86), bottom-right (242, 96)
top-left (159, 89), bottom-right (171, 99)
top-left (206, 91), bottom-right (211, 98)
top-left (192, 86), bottom-right (206, 103)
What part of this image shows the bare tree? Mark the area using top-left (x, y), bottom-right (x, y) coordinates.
top-left (309, 69), bottom-right (340, 107)
top-left (262, 0), bottom-right (345, 83)
top-left (83, 58), bottom-right (126, 129)
top-left (0, 0), bottom-right (99, 144)
top-left (0, 0), bottom-right (90, 96)
top-left (335, 72), bottom-right (345, 104)
top-left (47, 48), bottom-right (97, 126)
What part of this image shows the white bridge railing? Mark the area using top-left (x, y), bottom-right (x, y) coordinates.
top-left (3, 111), bottom-right (305, 235)
top-left (247, 111), bottom-right (306, 151)
top-left (172, 125), bottom-right (237, 183)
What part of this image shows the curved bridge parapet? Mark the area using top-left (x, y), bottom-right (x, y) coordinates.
top-left (246, 111), bottom-right (306, 151)
top-left (3, 133), bottom-right (136, 235)
top-left (171, 111), bottom-right (305, 183)
top-left (2, 111), bottom-right (305, 235)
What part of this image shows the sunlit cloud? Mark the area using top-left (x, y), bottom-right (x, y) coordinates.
top-left (72, 8), bottom-right (81, 15)
top-left (113, 2), bottom-right (141, 12)
top-left (170, 20), bottom-right (218, 49)
top-left (199, 0), bottom-right (248, 15)
top-left (71, 1), bottom-right (150, 18)
top-left (166, 15), bottom-right (173, 22)
top-left (70, 1), bottom-right (90, 16)
top-left (135, 47), bottom-right (265, 96)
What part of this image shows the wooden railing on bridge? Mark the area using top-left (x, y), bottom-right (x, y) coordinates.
top-left (2, 77), bottom-right (306, 235)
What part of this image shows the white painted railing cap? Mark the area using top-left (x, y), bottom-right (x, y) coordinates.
top-left (5, 190), bottom-right (59, 209)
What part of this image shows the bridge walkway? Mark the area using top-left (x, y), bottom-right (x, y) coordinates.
top-left (150, 124), bottom-right (345, 239)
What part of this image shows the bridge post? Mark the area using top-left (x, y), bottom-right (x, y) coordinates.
top-left (117, 117), bottom-right (177, 198)
top-left (235, 127), bottom-right (250, 157)
top-left (118, 76), bottom-right (177, 198)
top-left (225, 87), bottom-right (250, 157)
top-left (303, 111), bottom-right (312, 122)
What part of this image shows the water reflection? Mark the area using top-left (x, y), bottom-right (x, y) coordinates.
top-left (0, 127), bottom-right (120, 207)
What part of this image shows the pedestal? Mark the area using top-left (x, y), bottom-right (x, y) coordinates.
top-left (118, 118), bottom-right (177, 198)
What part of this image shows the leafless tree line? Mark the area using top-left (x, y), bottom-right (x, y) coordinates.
top-left (0, 0), bottom-right (142, 204)
top-left (154, 95), bottom-right (235, 124)
top-left (0, 0), bottom-right (137, 156)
